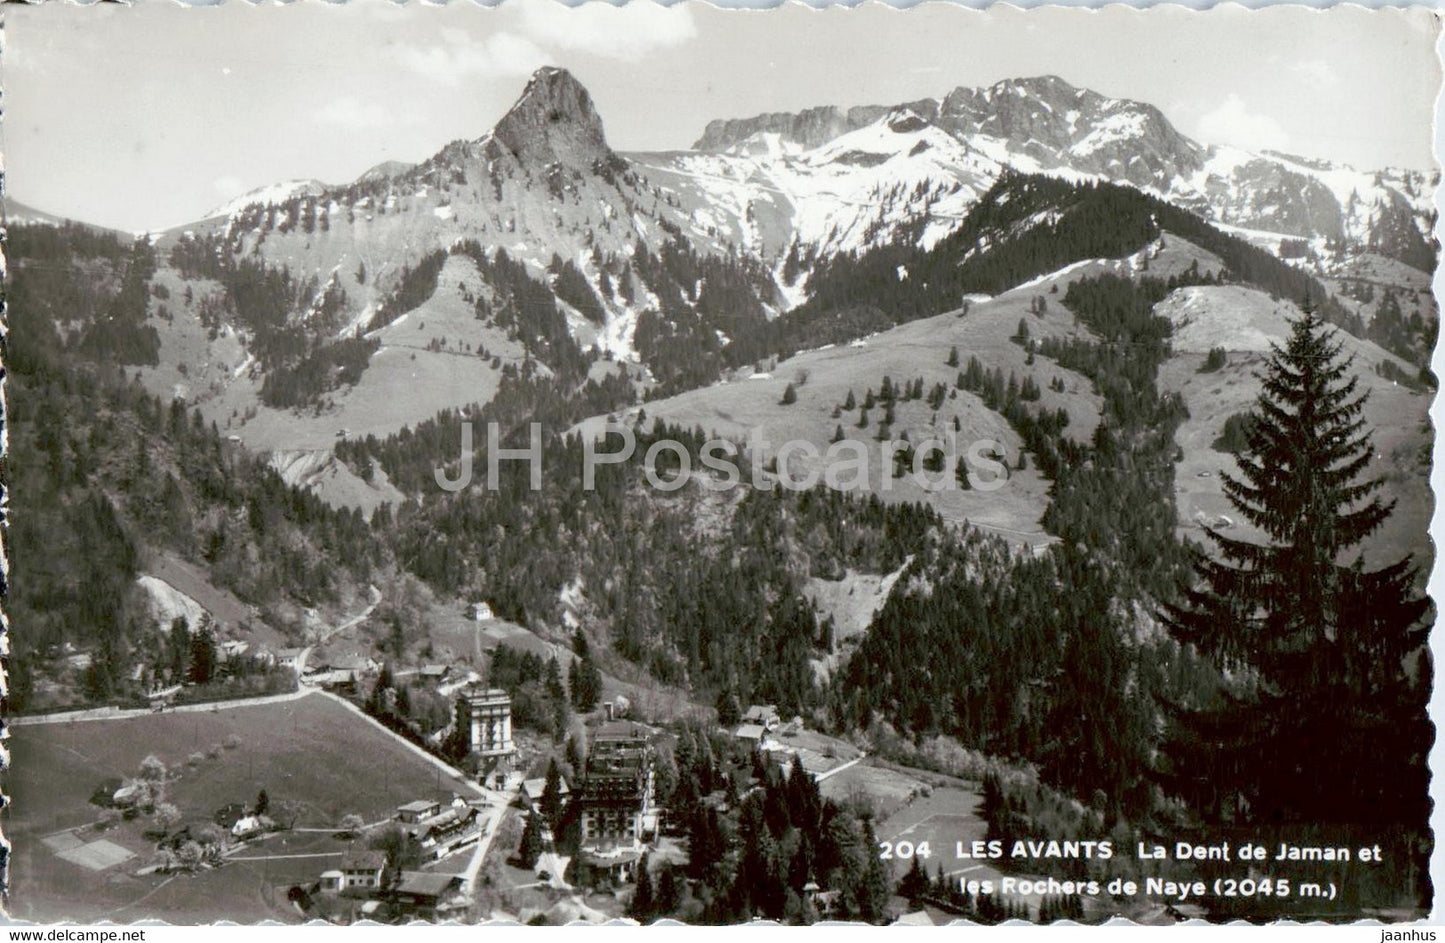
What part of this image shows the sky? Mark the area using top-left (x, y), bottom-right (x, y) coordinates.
top-left (5, 0), bottom-right (1440, 233)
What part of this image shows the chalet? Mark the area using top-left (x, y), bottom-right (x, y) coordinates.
top-left (743, 705), bottom-right (781, 730)
top-left (733, 724), bottom-right (769, 748)
top-left (418, 664), bottom-right (450, 683)
top-left (338, 850), bottom-right (387, 891)
top-left (407, 807), bottom-right (480, 857)
top-left (276, 648), bottom-right (305, 672)
top-left (386, 871), bottom-right (465, 916)
top-left (314, 669), bottom-right (360, 691)
top-left (319, 870), bottom-right (345, 893)
top-left (330, 654), bottom-right (378, 675)
top-left (396, 800), bottom-right (442, 824)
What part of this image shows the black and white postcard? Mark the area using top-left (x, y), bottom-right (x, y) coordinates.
top-left (1, 0), bottom-right (1438, 927)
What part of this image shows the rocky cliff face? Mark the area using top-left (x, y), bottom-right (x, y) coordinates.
top-left (694, 105), bottom-right (855, 153)
top-left (493, 66), bottom-right (613, 169)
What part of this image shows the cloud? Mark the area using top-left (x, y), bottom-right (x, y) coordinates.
top-left (517, 0), bottom-right (697, 62)
top-left (1196, 94), bottom-right (1290, 153)
top-left (389, 31), bottom-right (553, 86)
top-left (315, 96), bottom-right (396, 130)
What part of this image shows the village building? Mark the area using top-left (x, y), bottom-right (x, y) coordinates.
top-left (218, 639), bottom-right (250, 661)
top-left (338, 850), bottom-right (387, 891)
top-left (733, 723), bottom-right (769, 749)
top-left (275, 648), bottom-right (305, 672)
top-left (808, 886), bottom-right (842, 917)
top-left (418, 664), bottom-right (450, 684)
top-left (396, 800), bottom-right (442, 824)
top-left (571, 728), bottom-right (656, 886)
top-left (230, 814), bottom-right (264, 841)
top-left (406, 806), bottom-right (481, 859)
top-left (521, 777), bottom-right (570, 813)
top-left (456, 687), bottom-right (516, 784)
top-left (575, 847), bottom-right (644, 886)
top-left (742, 704), bottom-right (781, 730)
top-left (385, 871), bottom-right (466, 918)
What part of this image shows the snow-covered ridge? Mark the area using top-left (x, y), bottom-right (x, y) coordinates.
top-left (205, 179), bottom-right (328, 219)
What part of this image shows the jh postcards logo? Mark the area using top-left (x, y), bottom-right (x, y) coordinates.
top-left (434, 422), bottom-right (1013, 494)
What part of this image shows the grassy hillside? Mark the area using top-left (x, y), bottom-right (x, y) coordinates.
top-left (594, 235), bottom-right (1224, 548)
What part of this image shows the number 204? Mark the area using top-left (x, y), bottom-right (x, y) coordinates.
top-left (878, 840), bottom-right (932, 860)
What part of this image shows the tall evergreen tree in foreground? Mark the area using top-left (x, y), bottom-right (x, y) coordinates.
top-left (1159, 308), bottom-right (1432, 838)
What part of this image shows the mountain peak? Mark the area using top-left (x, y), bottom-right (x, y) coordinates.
top-left (992, 74), bottom-right (1083, 99)
top-left (493, 66), bottom-right (610, 166)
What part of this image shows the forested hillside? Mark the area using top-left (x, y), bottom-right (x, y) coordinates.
top-left (4, 224), bottom-right (381, 711)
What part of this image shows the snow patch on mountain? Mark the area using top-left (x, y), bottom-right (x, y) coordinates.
top-left (206, 179), bottom-right (327, 219)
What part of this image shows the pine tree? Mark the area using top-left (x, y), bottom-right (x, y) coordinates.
top-left (168, 616), bottom-right (191, 682)
top-left (517, 812), bottom-right (544, 868)
top-left (629, 853), bottom-right (655, 921)
top-left (715, 686), bottom-right (742, 727)
top-left (188, 623), bottom-right (217, 685)
top-left (1159, 308), bottom-right (1431, 835)
top-left (779, 383), bottom-right (798, 406)
top-left (540, 758), bottom-right (566, 831)
top-left (570, 654), bottom-right (602, 711)
top-left (656, 863), bottom-right (680, 915)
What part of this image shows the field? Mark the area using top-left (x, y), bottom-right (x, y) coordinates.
top-left (4, 692), bottom-right (474, 923)
top-left (874, 784), bottom-right (999, 884)
top-left (820, 758), bottom-right (935, 821)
